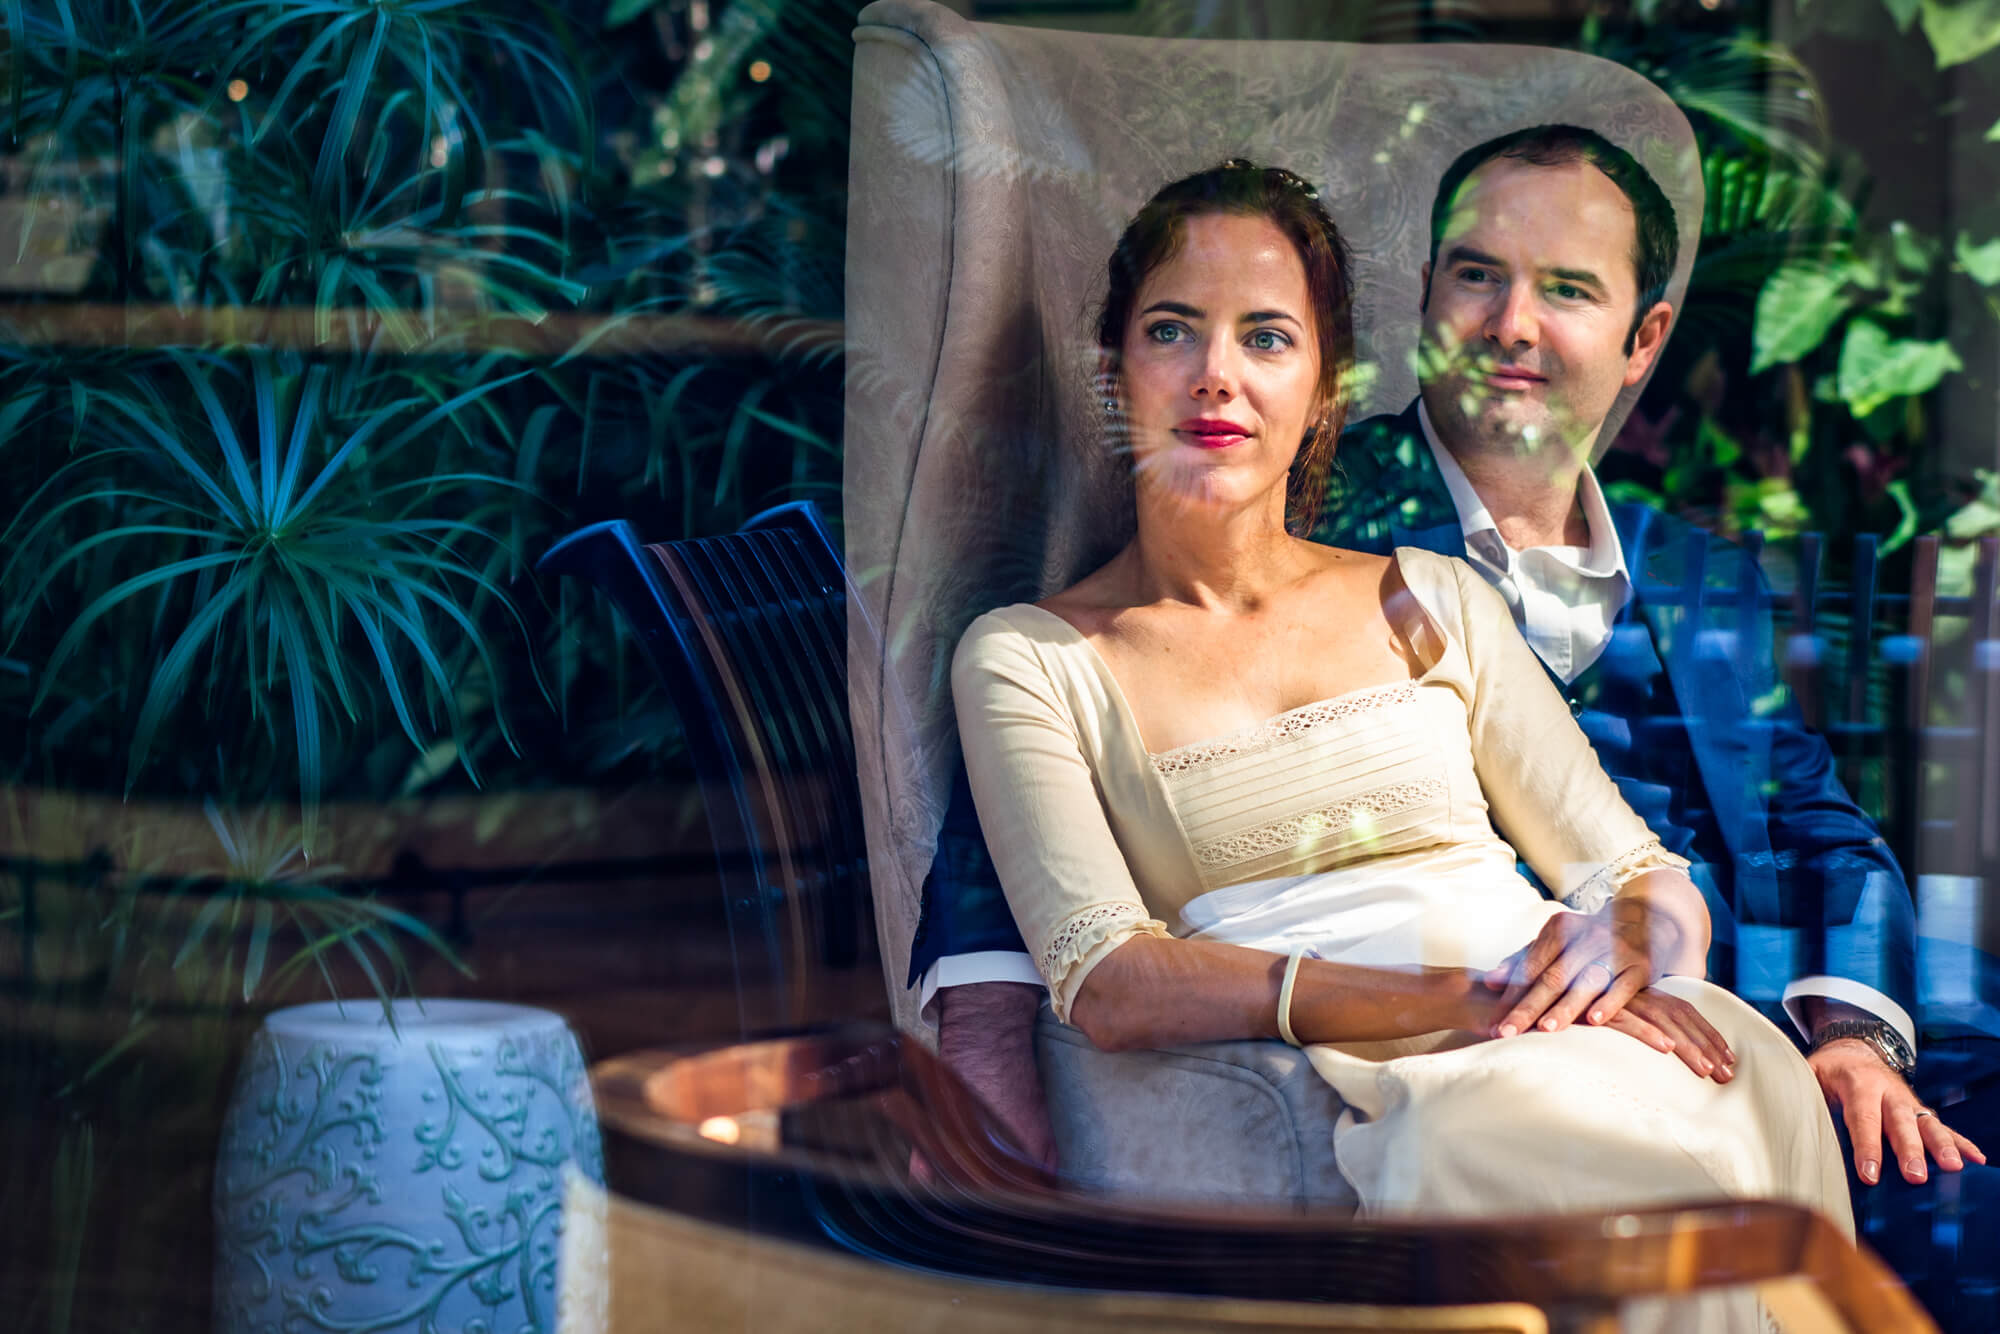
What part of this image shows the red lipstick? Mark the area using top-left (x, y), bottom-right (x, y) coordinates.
top-left (1175, 417), bottom-right (1249, 448)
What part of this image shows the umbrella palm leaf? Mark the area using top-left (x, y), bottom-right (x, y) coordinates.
top-left (2, 350), bottom-right (534, 822)
top-left (222, 124), bottom-right (586, 340)
top-left (218, 0), bottom-right (592, 208)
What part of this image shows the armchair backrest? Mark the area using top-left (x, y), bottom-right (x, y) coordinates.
top-left (844, 0), bottom-right (1703, 1037)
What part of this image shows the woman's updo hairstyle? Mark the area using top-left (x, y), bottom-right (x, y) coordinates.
top-left (1097, 160), bottom-right (1356, 536)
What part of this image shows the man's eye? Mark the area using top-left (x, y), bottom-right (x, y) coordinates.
top-left (1552, 283), bottom-right (1586, 300)
top-left (1458, 267), bottom-right (1492, 284)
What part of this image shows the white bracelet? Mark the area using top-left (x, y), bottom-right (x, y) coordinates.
top-left (1278, 945), bottom-right (1311, 1047)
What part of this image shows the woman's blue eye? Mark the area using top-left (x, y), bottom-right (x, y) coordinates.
top-left (1147, 322), bottom-right (1187, 344)
top-left (1249, 329), bottom-right (1289, 351)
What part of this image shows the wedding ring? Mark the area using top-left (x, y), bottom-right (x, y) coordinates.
top-left (1583, 960), bottom-right (1614, 982)
top-left (1914, 1108), bottom-right (1937, 1121)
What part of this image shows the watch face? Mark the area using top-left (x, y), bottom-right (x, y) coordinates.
top-left (1867, 1028), bottom-right (1914, 1074)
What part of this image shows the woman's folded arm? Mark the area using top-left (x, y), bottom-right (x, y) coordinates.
top-left (953, 610), bottom-right (1503, 1045)
top-left (1444, 557), bottom-right (1713, 977)
top-left (1069, 933), bottom-right (1497, 1052)
top-left (952, 612), bottom-right (1170, 1020)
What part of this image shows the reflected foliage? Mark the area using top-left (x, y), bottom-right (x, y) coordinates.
top-left (1576, 2), bottom-right (2000, 571)
top-left (5, 352), bottom-right (534, 811)
top-left (0, 2), bottom-right (849, 1328)
top-left (0, 0), bottom-right (849, 807)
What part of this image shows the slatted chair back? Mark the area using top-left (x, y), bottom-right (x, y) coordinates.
top-left (537, 502), bottom-right (870, 1028)
top-left (1959, 537), bottom-right (2000, 875)
top-left (1771, 532), bottom-right (2000, 885)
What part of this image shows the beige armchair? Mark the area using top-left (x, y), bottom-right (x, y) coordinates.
top-left (842, 0), bottom-right (1701, 1207)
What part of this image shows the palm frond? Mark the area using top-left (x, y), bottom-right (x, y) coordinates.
top-left (5, 352), bottom-right (534, 807)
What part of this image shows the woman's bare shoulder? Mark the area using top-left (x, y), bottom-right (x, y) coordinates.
top-left (1033, 556), bottom-right (1135, 636)
top-left (1293, 538), bottom-right (1394, 597)
top-left (1304, 539), bottom-right (1392, 574)
top-left (1291, 542), bottom-right (1440, 671)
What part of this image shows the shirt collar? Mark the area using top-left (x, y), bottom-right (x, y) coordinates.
top-left (1416, 399), bottom-right (1629, 580)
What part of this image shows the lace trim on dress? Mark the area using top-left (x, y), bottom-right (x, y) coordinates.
top-left (1151, 682), bottom-right (1422, 776)
top-left (1190, 775), bottom-right (1447, 870)
top-left (1559, 840), bottom-right (1692, 914)
top-left (1039, 902), bottom-right (1168, 1008)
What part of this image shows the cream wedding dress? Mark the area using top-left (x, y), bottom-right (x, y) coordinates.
top-left (953, 546), bottom-right (1851, 1329)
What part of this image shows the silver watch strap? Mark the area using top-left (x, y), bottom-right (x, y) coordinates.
top-left (1810, 1018), bottom-right (1915, 1075)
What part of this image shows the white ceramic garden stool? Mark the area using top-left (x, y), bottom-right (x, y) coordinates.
top-left (213, 999), bottom-right (605, 1334)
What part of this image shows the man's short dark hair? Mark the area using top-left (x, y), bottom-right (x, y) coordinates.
top-left (1427, 124), bottom-right (1678, 353)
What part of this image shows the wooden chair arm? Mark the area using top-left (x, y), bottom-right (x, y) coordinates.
top-left (592, 1027), bottom-right (1934, 1332)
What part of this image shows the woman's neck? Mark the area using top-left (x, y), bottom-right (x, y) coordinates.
top-left (1121, 493), bottom-right (1308, 612)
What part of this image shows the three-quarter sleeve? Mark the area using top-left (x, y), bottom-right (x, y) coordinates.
top-left (1445, 559), bottom-right (1689, 908)
top-left (950, 612), bottom-right (1171, 1022)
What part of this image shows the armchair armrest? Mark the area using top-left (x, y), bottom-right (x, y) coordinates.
top-left (594, 1026), bottom-right (1934, 1332)
top-left (1035, 1004), bottom-right (1355, 1211)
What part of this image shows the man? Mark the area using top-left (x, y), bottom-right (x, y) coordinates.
top-left (1317, 123), bottom-right (1986, 1173)
top-left (912, 125), bottom-right (1986, 1236)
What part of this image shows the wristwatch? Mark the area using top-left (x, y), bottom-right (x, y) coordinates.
top-left (1809, 1018), bottom-right (1916, 1077)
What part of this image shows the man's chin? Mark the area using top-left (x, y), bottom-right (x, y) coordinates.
top-left (1455, 401), bottom-right (1567, 456)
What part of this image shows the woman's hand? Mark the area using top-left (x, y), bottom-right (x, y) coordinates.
top-left (1444, 963), bottom-right (1733, 1083)
top-left (1485, 900), bottom-right (1669, 1038)
top-left (1601, 988), bottom-right (1736, 1082)
top-left (1486, 873), bottom-right (1709, 1040)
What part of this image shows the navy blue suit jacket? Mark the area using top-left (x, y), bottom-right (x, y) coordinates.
top-left (1316, 403), bottom-right (1917, 1026)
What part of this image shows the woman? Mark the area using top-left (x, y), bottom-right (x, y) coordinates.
top-left (951, 161), bottom-right (1852, 1320)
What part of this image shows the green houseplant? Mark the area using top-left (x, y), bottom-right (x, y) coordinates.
top-left (1575, 0), bottom-right (2000, 575)
top-left (0, 1), bottom-right (853, 1329)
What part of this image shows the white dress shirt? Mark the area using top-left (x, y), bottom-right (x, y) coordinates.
top-left (925, 406), bottom-right (1914, 1056)
top-left (1417, 403), bottom-right (1630, 685)
top-left (918, 948), bottom-right (1042, 1021)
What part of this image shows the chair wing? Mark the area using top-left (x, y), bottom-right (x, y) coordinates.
top-left (844, 0), bottom-right (1703, 1036)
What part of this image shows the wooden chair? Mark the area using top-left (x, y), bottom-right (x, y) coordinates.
top-left (583, 1028), bottom-right (1937, 1333)
top-left (536, 501), bottom-right (872, 1026)
top-left (536, 518), bottom-right (1964, 1334)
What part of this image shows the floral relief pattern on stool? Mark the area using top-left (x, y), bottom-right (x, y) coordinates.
top-left (213, 999), bottom-right (604, 1334)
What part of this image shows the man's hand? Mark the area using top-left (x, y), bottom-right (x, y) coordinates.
top-left (1809, 1038), bottom-right (1986, 1185)
top-left (1487, 896), bottom-right (1685, 1039)
top-left (924, 981), bottom-right (1056, 1179)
